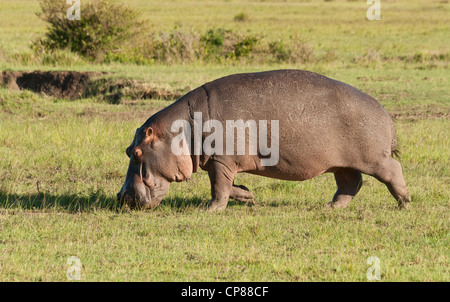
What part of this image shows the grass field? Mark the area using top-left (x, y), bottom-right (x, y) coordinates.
top-left (0, 0), bottom-right (449, 281)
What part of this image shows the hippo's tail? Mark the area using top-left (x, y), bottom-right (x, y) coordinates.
top-left (389, 114), bottom-right (401, 159)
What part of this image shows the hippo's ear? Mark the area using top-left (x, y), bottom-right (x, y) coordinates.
top-left (146, 127), bottom-right (153, 138)
top-left (145, 127), bottom-right (157, 142)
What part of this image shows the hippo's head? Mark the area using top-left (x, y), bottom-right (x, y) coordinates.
top-left (117, 122), bottom-right (193, 209)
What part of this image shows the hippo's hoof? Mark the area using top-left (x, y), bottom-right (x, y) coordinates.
top-left (206, 200), bottom-right (228, 212)
top-left (398, 201), bottom-right (410, 210)
top-left (326, 199), bottom-right (351, 209)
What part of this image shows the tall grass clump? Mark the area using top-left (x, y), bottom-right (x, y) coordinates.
top-left (268, 37), bottom-right (315, 64)
top-left (150, 24), bottom-right (203, 64)
top-left (233, 12), bottom-right (249, 22)
top-left (32, 0), bottom-right (144, 61)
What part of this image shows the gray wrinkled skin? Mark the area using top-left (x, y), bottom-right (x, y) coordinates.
top-left (117, 69), bottom-right (411, 211)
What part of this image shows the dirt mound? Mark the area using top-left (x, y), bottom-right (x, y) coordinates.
top-left (0, 70), bottom-right (185, 102)
top-left (0, 71), bottom-right (99, 99)
top-left (85, 78), bottom-right (185, 104)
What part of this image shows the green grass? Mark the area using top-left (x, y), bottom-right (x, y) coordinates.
top-left (0, 84), bottom-right (448, 282)
top-left (0, 0), bottom-right (449, 281)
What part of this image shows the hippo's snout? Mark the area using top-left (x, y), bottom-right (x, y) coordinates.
top-left (118, 169), bottom-right (171, 210)
top-left (117, 173), bottom-right (153, 209)
top-left (117, 189), bottom-right (140, 209)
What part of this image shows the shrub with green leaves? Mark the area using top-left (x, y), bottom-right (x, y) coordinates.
top-left (200, 28), bottom-right (261, 62)
top-left (33, 0), bottom-right (143, 60)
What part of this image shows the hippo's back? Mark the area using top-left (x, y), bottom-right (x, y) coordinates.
top-left (202, 69), bottom-right (385, 121)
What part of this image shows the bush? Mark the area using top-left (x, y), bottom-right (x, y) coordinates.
top-left (200, 28), bottom-right (261, 62)
top-left (33, 0), bottom-right (143, 60)
top-left (232, 35), bottom-right (260, 59)
top-left (200, 28), bottom-right (230, 61)
top-left (268, 37), bottom-right (315, 64)
top-left (233, 12), bottom-right (249, 22)
top-left (268, 40), bottom-right (291, 62)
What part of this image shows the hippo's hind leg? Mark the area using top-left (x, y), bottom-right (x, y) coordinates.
top-left (230, 183), bottom-right (255, 205)
top-left (328, 168), bottom-right (363, 208)
top-left (371, 158), bottom-right (411, 209)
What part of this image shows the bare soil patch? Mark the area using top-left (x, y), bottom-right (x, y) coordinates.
top-left (390, 104), bottom-right (449, 120)
top-left (0, 71), bottom-right (98, 99)
top-left (0, 71), bottom-right (184, 102)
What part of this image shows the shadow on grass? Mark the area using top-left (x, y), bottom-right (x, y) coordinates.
top-left (0, 191), bottom-right (205, 213)
top-left (0, 191), bottom-right (118, 213)
top-left (158, 196), bottom-right (205, 211)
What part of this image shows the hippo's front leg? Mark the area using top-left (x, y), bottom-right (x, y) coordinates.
top-left (206, 160), bottom-right (237, 211)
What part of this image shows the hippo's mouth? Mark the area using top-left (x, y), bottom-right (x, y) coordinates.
top-left (139, 164), bottom-right (162, 201)
top-left (139, 162), bottom-right (152, 188)
top-left (136, 164), bottom-right (169, 208)
top-left (118, 159), bottom-right (171, 210)
top-left (137, 162), bottom-right (159, 206)
top-left (117, 162), bottom-right (152, 209)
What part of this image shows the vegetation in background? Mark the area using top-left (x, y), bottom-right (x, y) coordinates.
top-left (0, 0), bottom-right (447, 68)
top-left (75, 22), bottom-right (312, 65)
top-left (32, 0), bottom-right (143, 61)
top-left (31, 0), bottom-right (296, 64)
top-left (31, 0), bottom-right (448, 66)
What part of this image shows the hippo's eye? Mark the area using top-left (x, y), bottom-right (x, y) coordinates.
top-left (126, 146), bottom-right (132, 158)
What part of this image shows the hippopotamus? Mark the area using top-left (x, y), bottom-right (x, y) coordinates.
top-left (117, 69), bottom-right (410, 211)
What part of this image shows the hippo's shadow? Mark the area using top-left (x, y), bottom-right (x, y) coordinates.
top-left (0, 191), bottom-right (119, 213)
top-left (0, 191), bottom-right (209, 213)
top-left (160, 196), bottom-right (205, 209)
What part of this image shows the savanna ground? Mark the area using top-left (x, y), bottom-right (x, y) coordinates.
top-left (0, 0), bottom-right (449, 281)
